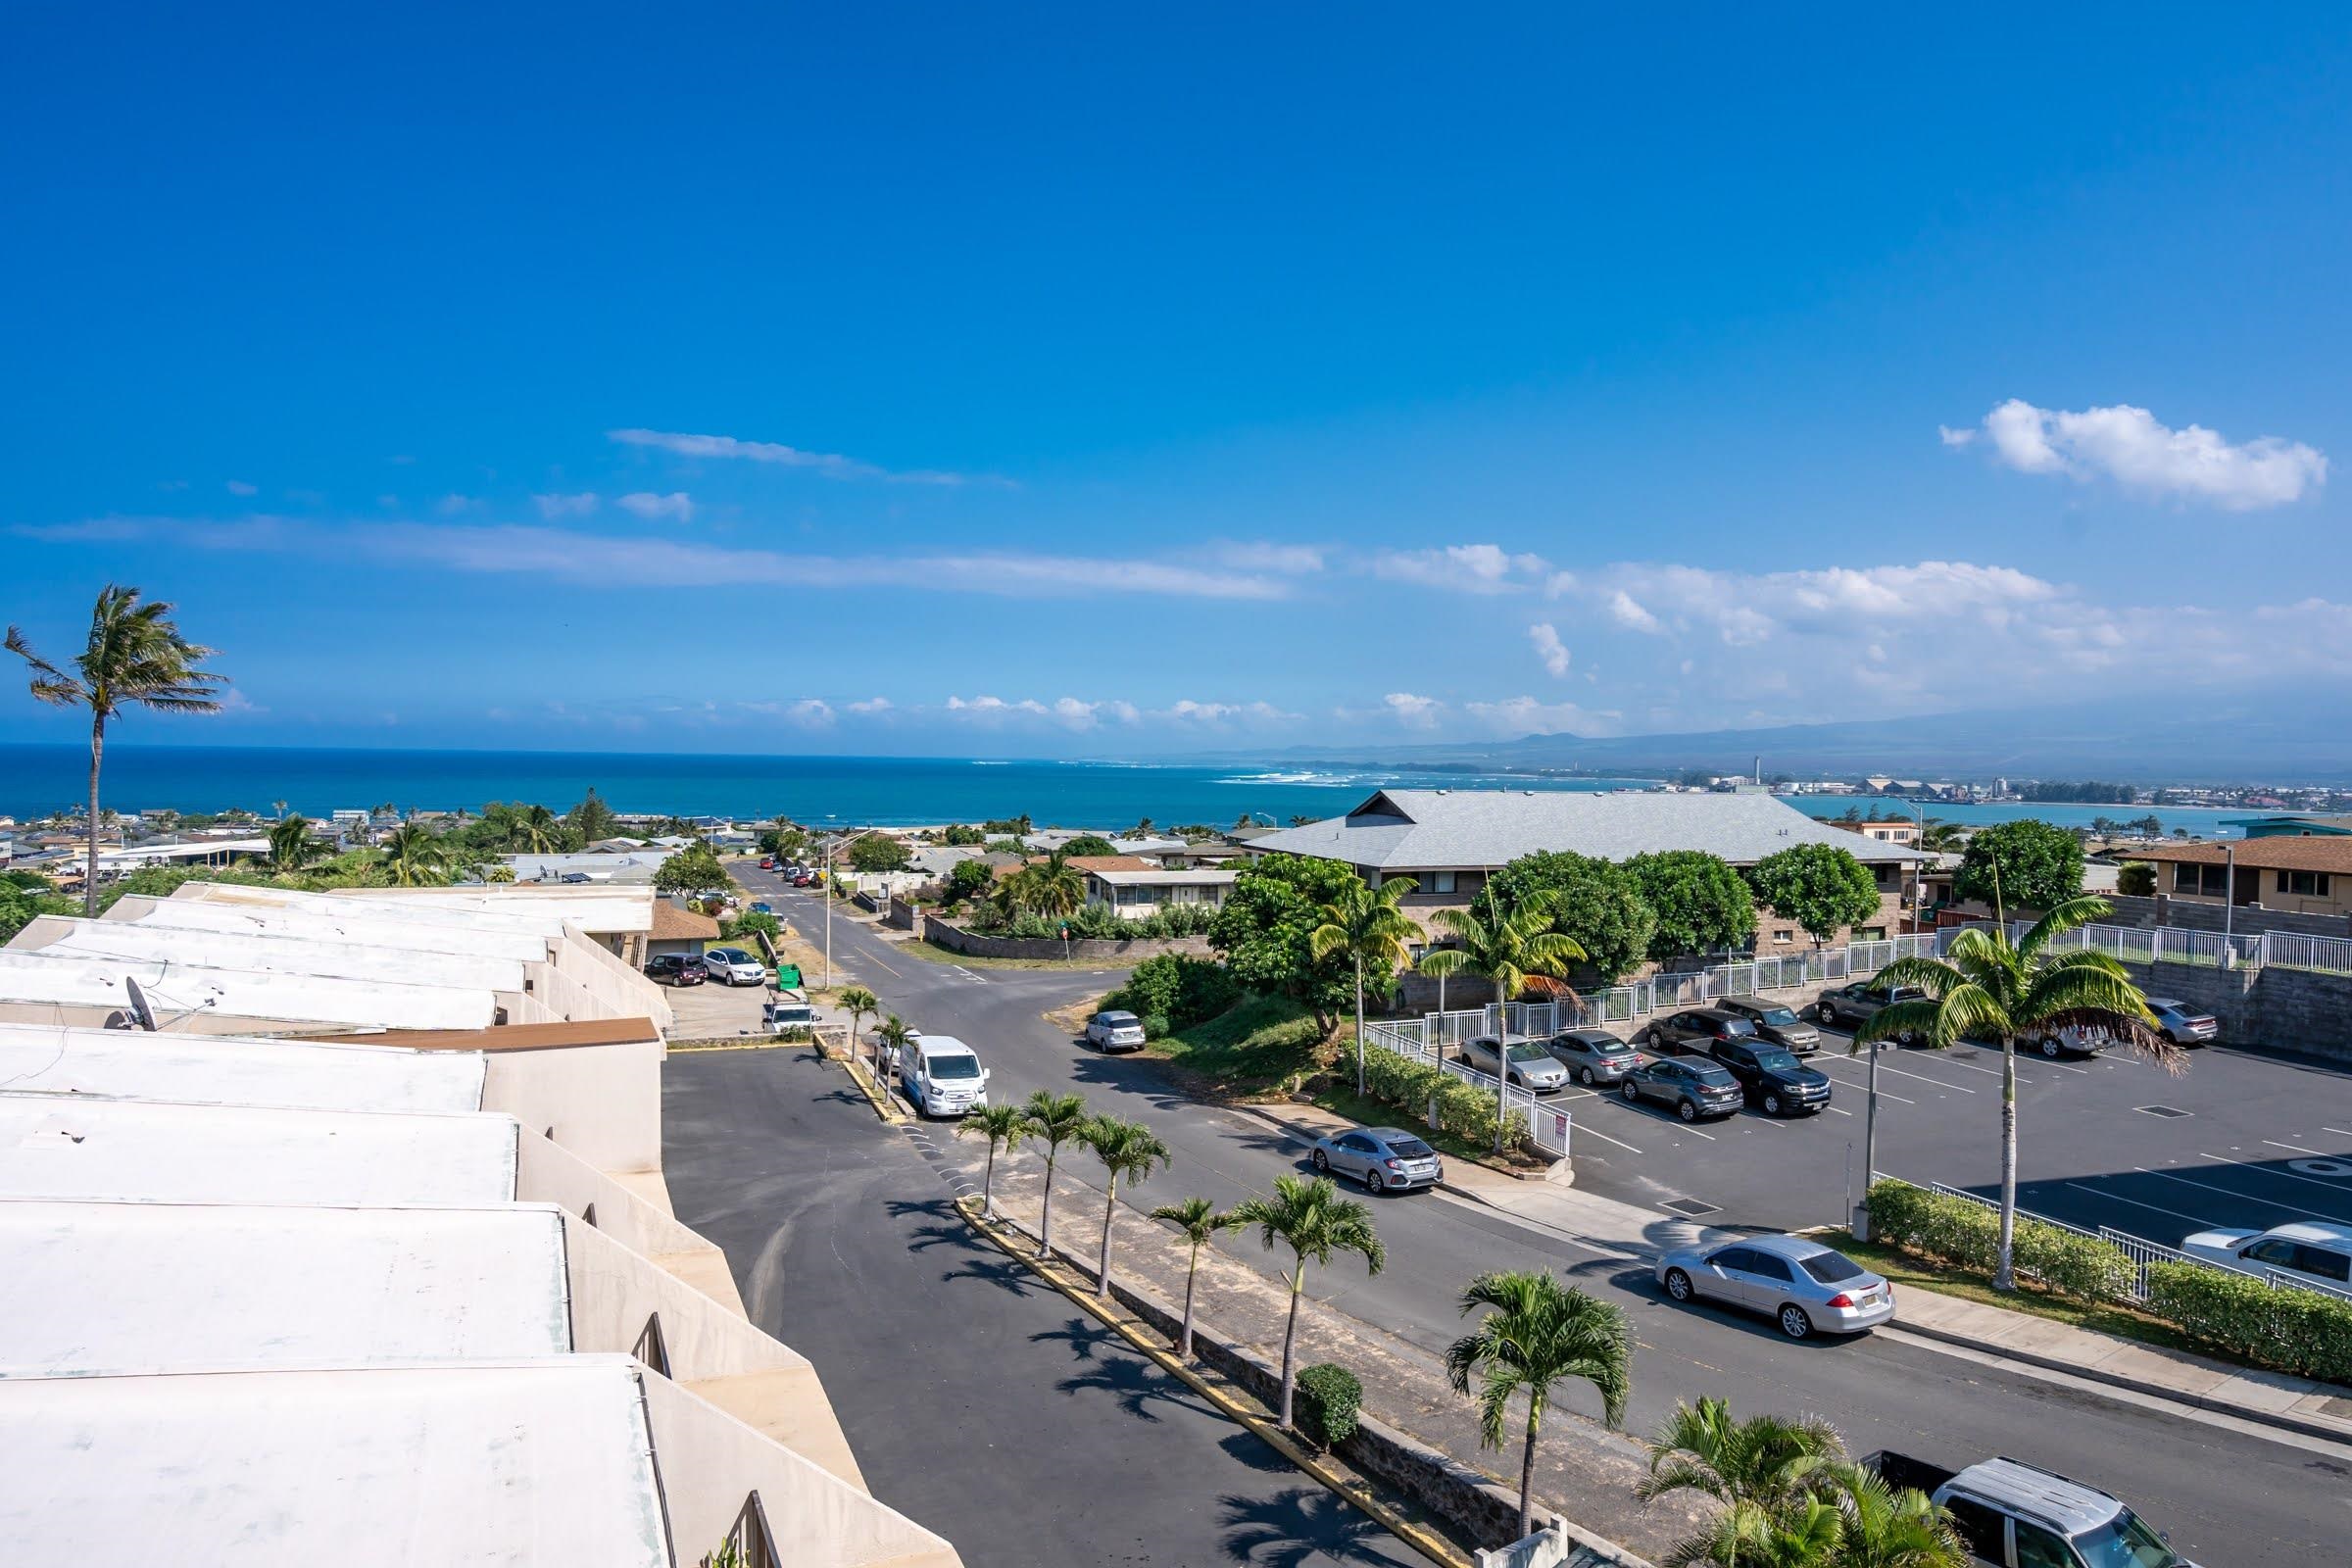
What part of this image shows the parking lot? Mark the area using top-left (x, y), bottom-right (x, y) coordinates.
top-left (660, 960), bottom-right (777, 1040)
top-left (1547, 1020), bottom-right (2352, 1248)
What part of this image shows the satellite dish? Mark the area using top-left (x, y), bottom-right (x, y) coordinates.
top-left (123, 976), bottom-right (161, 1032)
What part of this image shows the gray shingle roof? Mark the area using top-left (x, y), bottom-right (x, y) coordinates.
top-left (1243, 789), bottom-right (1920, 871)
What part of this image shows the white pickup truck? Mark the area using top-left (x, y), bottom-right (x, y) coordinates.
top-left (1862, 1451), bottom-right (2194, 1567)
top-left (762, 992), bottom-right (819, 1035)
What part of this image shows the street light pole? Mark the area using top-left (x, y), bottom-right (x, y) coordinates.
top-left (822, 830), bottom-right (834, 990)
top-left (2223, 842), bottom-right (2236, 950)
top-left (1856, 1039), bottom-right (1882, 1239)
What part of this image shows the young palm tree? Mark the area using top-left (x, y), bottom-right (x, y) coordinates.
top-left (837, 986), bottom-right (879, 1064)
top-left (875, 1013), bottom-right (913, 1076)
top-left (1308, 874), bottom-right (1420, 1096)
top-left (1026, 853), bottom-right (1085, 918)
top-left (517, 803), bottom-right (564, 854)
top-left (8, 586), bottom-right (227, 915)
top-left (1817, 1463), bottom-right (1968, 1568)
top-left (955, 1102), bottom-right (1031, 1221)
top-left (268, 813), bottom-right (323, 874)
top-left (1423, 889), bottom-right (1588, 1145)
top-left (1232, 1173), bottom-right (1386, 1430)
top-left (1023, 1090), bottom-right (1092, 1262)
top-left (376, 823), bottom-right (453, 887)
top-left (1674, 1497), bottom-right (1847, 1568)
top-left (1150, 1196), bottom-right (1243, 1359)
top-left (1639, 1398), bottom-right (1843, 1522)
top-left (1446, 1270), bottom-right (1633, 1540)
top-left (1081, 1114), bottom-right (1171, 1298)
top-left (1854, 893), bottom-right (2173, 1290)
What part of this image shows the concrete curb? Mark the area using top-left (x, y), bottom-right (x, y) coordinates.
top-left (665, 1038), bottom-right (797, 1054)
top-left (954, 1196), bottom-right (1473, 1568)
top-left (830, 1048), bottom-right (909, 1125)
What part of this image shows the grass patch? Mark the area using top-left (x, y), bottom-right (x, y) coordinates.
top-left (1829, 1230), bottom-right (2211, 1359)
top-left (1142, 994), bottom-right (1332, 1097)
top-left (893, 939), bottom-right (1118, 970)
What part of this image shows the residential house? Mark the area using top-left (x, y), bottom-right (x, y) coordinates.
top-left (1069, 856), bottom-right (1240, 921)
top-left (646, 900), bottom-right (722, 959)
top-left (2222, 812), bottom-right (2352, 839)
top-left (1242, 788), bottom-right (1920, 958)
top-left (2130, 838), bottom-right (2352, 919)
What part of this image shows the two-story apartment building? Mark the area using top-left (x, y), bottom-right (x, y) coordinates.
top-left (2130, 838), bottom-right (2352, 919)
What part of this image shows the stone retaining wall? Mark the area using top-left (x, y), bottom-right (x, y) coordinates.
top-left (921, 914), bottom-right (1214, 962)
top-left (2112, 958), bottom-right (2352, 1064)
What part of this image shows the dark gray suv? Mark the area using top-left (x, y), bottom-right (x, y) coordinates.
top-left (1717, 995), bottom-right (1822, 1054)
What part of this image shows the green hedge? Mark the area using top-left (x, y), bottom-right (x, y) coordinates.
top-left (1104, 955), bottom-right (1243, 1038)
top-left (1293, 1362), bottom-right (1362, 1448)
top-left (1865, 1180), bottom-right (2135, 1302)
top-left (1360, 1037), bottom-right (1508, 1148)
top-left (2145, 1261), bottom-right (2352, 1383)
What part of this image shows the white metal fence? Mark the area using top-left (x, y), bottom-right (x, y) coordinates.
top-left (1958, 917), bottom-right (2352, 976)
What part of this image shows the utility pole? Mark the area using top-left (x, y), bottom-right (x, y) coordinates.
top-left (1856, 1038), bottom-right (1883, 1239)
top-left (2223, 842), bottom-right (2236, 949)
top-left (821, 830), bottom-right (834, 990)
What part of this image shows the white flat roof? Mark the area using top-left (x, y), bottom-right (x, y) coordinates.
top-left (0, 1095), bottom-right (518, 1207)
top-left (343, 885), bottom-right (657, 935)
top-left (0, 1357), bottom-right (668, 1567)
top-left (172, 881), bottom-right (627, 940)
top-left (107, 892), bottom-right (557, 963)
top-left (0, 1024), bottom-right (486, 1115)
top-left (0, 1200), bottom-right (569, 1375)
top-left (17, 914), bottom-right (527, 996)
top-left (0, 947), bottom-right (499, 1031)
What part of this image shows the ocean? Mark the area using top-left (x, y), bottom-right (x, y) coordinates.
top-left (0, 743), bottom-right (2252, 837)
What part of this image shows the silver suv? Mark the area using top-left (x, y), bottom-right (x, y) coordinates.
top-left (1458, 1035), bottom-right (1570, 1093)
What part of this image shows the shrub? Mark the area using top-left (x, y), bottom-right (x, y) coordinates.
top-left (1106, 955), bottom-right (1243, 1031)
top-left (1139, 1012), bottom-right (1170, 1040)
top-left (1358, 1036), bottom-right (1506, 1148)
top-left (1865, 1180), bottom-right (2134, 1301)
top-left (2145, 1262), bottom-right (2352, 1383)
top-left (1292, 1362), bottom-right (1362, 1448)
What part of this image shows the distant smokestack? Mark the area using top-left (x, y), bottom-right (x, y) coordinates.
top-left (1754, 755), bottom-right (1762, 787)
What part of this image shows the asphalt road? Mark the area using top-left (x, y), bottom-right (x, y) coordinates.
top-left (743, 867), bottom-right (2351, 1566)
top-left (663, 1043), bottom-right (1423, 1568)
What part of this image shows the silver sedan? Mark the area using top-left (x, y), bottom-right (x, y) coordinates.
top-left (1655, 1233), bottom-right (1895, 1340)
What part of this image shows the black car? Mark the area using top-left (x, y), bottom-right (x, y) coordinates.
top-left (644, 954), bottom-right (707, 987)
top-left (1705, 1038), bottom-right (1831, 1116)
top-left (1715, 995), bottom-right (1823, 1054)
top-left (1641, 1007), bottom-right (1758, 1054)
top-left (1619, 1056), bottom-right (1744, 1121)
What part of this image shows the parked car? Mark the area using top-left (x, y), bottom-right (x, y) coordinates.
top-left (1640, 1007), bottom-right (1757, 1054)
top-left (759, 857), bottom-right (774, 869)
top-left (748, 901), bottom-right (772, 914)
top-left (1618, 1055), bottom-right (1743, 1121)
top-left (2146, 997), bottom-right (2219, 1046)
top-left (1715, 995), bottom-right (1822, 1054)
top-left (2181, 1220), bottom-right (2352, 1292)
top-left (1085, 1009), bottom-right (1148, 1052)
top-left (1457, 1035), bottom-right (1570, 1094)
top-left (1656, 1233), bottom-right (1894, 1339)
top-left (898, 1033), bottom-right (990, 1118)
top-left (700, 947), bottom-right (768, 986)
top-left (644, 954), bottom-right (707, 987)
top-left (1813, 980), bottom-right (1927, 1038)
top-left (1703, 1038), bottom-right (1832, 1116)
top-left (1310, 1125), bottom-right (1444, 1194)
top-left (1862, 1451), bottom-right (2197, 1568)
top-left (763, 994), bottom-right (818, 1034)
top-left (1543, 1028), bottom-right (1640, 1086)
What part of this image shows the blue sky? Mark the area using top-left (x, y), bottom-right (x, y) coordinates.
top-left (6, 6), bottom-right (2350, 757)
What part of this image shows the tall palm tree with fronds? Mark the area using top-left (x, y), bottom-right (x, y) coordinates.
top-left (1026, 852), bottom-right (1085, 918)
top-left (1817, 1463), bottom-right (1967, 1568)
top-left (268, 813), bottom-right (324, 874)
top-left (1081, 1114), bottom-right (1171, 1298)
top-left (1232, 1173), bottom-right (1386, 1430)
top-left (1446, 1270), bottom-right (1633, 1540)
top-left (1309, 874), bottom-right (1420, 1095)
top-left (8, 586), bottom-right (227, 915)
top-left (955, 1102), bottom-right (1031, 1221)
top-left (876, 1013), bottom-right (913, 1076)
top-left (517, 803), bottom-right (564, 854)
top-left (837, 986), bottom-right (879, 1066)
top-left (1023, 1090), bottom-right (1092, 1262)
top-left (1424, 888), bottom-right (1588, 1144)
top-left (1854, 892), bottom-right (2173, 1290)
top-left (1151, 1196), bottom-right (1243, 1359)
top-left (376, 823), bottom-right (453, 887)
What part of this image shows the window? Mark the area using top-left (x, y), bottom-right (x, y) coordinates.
top-left (2173, 862), bottom-right (2229, 897)
top-left (2277, 869), bottom-right (2332, 898)
top-left (2014, 1519), bottom-right (2082, 1568)
top-left (1773, 929), bottom-right (1794, 944)
top-left (2243, 1238), bottom-right (2301, 1267)
top-left (1941, 1497), bottom-right (2007, 1562)
top-left (1708, 1247), bottom-right (1757, 1272)
top-left (1797, 1250), bottom-right (1866, 1285)
top-left (1743, 1252), bottom-right (1793, 1283)
top-left (1432, 870), bottom-right (1456, 894)
top-left (2293, 1245), bottom-right (2352, 1284)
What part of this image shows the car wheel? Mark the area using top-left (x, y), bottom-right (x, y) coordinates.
top-left (1677, 1098), bottom-right (1698, 1121)
top-left (1896, 1027), bottom-right (1917, 1046)
top-left (1622, 1081), bottom-right (1642, 1103)
top-left (1664, 1268), bottom-right (1693, 1302)
top-left (1311, 1150), bottom-right (1330, 1173)
top-left (1579, 1066), bottom-right (1596, 1087)
top-left (1363, 1166), bottom-right (1384, 1196)
top-left (1818, 1004), bottom-right (1838, 1026)
top-left (1763, 1092), bottom-right (1784, 1116)
top-left (1779, 1303), bottom-right (1814, 1340)
top-left (2039, 1036), bottom-right (2063, 1058)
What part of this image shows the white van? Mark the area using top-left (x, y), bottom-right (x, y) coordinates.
top-left (898, 1033), bottom-right (990, 1118)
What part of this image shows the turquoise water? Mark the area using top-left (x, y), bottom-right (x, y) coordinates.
top-left (0, 744), bottom-right (2247, 837)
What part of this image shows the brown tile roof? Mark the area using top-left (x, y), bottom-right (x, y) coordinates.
top-left (1064, 856), bottom-right (1158, 872)
top-left (650, 901), bottom-right (721, 940)
top-left (290, 1017), bottom-right (664, 1053)
top-left (2127, 838), bottom-right (2352, 873)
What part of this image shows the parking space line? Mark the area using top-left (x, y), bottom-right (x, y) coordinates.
top-left (2197, 1151), bottom-right (2352, 1203)
top-left (2146, 1163), bottom-right (2352, 1223)
top-left (2328, 1127), bottom-right (2352, 1140)
top-left (2265, 1138), bottom-right (2323, 1155)
top-left (1809, 1064), bottom-right (1916, 1104)
top-left (1574, 1122), bottom-right (1646, 1154)
top-left (1862, 1061), bottom-right (1976, 1093)
top-left (1826, 1104), bottom-right (1854, 1116)
top-left (2068, 1181), bottom-right (2214, 1228)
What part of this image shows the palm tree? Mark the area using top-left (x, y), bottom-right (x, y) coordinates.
top-left (376, 823), bottom-right (454, 887)
top-left (1640, 1398), bottom-right (1843, 1522)
top-left (1232, 1173), bottom-right (1386, 1430)
top-left (1423, 889), bottom-right (1588, 1146)
top-left (838, 986), bottom-right (879, 1065)
top-left (7, 586), bottom-right (227, 915)
top-left (1027, 853), bottom-right (1084, 918)
top-left (1674, 1497), bottom-right (1847, 1568)
top-left (1023, 1090), bottom-right (1091, 1262)
top-left (1151, 1197), bottom-right (1243, 1359)
top-left (1309, 874), bottom-right (1420, 1096)
top-left (1855, 892), bottom-right (2173, 1290)
top-left (876, 1013), bottom-right (913, 1077)
top-left (955, 1102), bottom-right (1031, 1220)
top-left (479, 801), bottom-right (523, 847)
top-left (517, 803), bottom-right (564, 854)
top-left (1446, 1270), bottom-right (1633, 1540)
top-left (268, 813), bottom-right (323, 874)
top-left (1081, 1114), bottom-right (1171, 1298)
top-left (1817, 1463), bottom-right (1967, 1568)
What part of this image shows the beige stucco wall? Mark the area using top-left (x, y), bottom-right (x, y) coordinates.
top-left (515, 1130), bottom-right (744, 1316)
top-left (483, 1038), bottom-right (664, 1180)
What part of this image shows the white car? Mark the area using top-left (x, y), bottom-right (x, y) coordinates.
top-left (1084, 1010), bottom-right (1148, 1052)
top-left (700, 947), bottom-right (767, 986)
top-left (2182, 1220), bottom-right (2352, 1293)
top-left (898, 1033), bottom-right (989, 1118)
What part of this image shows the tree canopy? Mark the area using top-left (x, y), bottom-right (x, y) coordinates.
top-left (1625, 850), bottom-right (1756, 962)
top-left (847, 834), bottom-right (911, 873)
top-left (1481, 851), bottom-right (1655, 983)
top-left (1743, 843), bottom-right (1882, 946)
top-left (1208, 853), bottom-right (1363, 1032)
top-left (565, 789), bottom-right (618, 843)
top-left (1058, 834), bottom-right (1119, 858)
top-left (1953, 818), bottom-right (2083, 915)
top-left (654, 841), bottom-right (731, 895)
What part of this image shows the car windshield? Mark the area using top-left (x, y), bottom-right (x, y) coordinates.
top-left (1716, 1017), bottom-right (1755, 1035)
top-left (1796, 1249), bottom-right (1867, 1285)
top-left (1753, 1048), bottom-right (1802, 1073)
top-left (1387, 1137), bottom-right (1435, 1159)
top-left (2071, 1509), bottom-right (2178, 1568)
top-left (1756, 1006), bottom-right (1800, 1026)
top-left (1507, 1044), bottom-right (1552, 1063)
top-left (1689, 1063), bottom-right (1738, 1088)
top-left (929, 1054), bottom-right (982, 1080)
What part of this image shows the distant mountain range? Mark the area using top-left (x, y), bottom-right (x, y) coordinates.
top-left (1240, 695), bottom-right (2352, 786)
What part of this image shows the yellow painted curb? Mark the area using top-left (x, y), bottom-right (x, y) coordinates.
top-left (955, 1196), bottom-right (1471, 1568)
top-left (840, 1052), bottom-right (910, 1124)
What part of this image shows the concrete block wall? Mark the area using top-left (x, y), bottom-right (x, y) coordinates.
top-left (2100, 894), bottom-right (2352, 940)
top-left (2111, 958), bottom-right (2352, 1064)
top-left (919, 915), bottom-right (1214, 962)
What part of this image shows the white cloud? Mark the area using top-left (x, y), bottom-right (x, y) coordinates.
top-left (1463, 696), bottom-right (1616, 736)
top-left (786, 698), bottom-right (834, 725)
top-left (1163, 699), bottom-right (1296, 722)
top-left (435, 494), bottom-right (478, 515)
top-left (1607, 590), bottom-right (1662, 633)
top-left (1384, 691), bottom-right (1443, 727)
top-left (224, 480), bottom-right (258, 497)
top-left (1213, 541), bottom-right (1326, 573)
top-left (608, 427), bottom-right (1006, 488)
top-left (1371, 543), bottom-right (1547, 593)
top-left (1051, 697), bottom-right (1102, 729)
top-left (1956, 398), bottom-right (2327, 509)
top-left (617, 491), bottom-right (694, 522)
top-left (846, 696), bottom-right (893, 714)
top-left (1529, 622), bottom-right (1571, 677)
top-left (534, 492), bottom-right (598, 519)
top-left (1937, 424), bottom-right (1978, 448)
